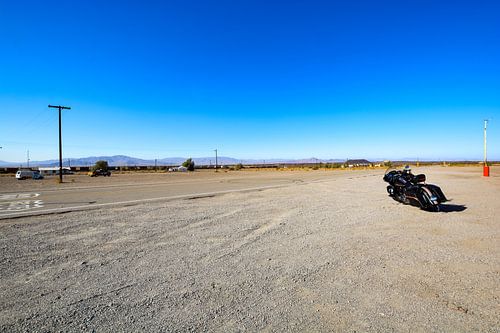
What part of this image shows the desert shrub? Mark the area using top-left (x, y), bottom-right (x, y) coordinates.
top-left (93, 160), bottom-right (109, 171)
top-left (182, 158), bottom-right (195, 171)
top-left (234, 163), bottom-right (244, 170)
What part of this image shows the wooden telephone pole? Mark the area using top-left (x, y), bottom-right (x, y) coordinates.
top-left (48, 105), bottom-right (71, 183)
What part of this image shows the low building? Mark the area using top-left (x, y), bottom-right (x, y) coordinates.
top-left (345, 159), bottom-right (372, 168)
top-left (168, 166), bottom-right (188, 172)
top-left (38, 167), bottom-right (73, 175)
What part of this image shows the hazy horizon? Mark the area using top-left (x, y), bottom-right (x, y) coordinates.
top-left (0, 153), bottom-right (493, 167)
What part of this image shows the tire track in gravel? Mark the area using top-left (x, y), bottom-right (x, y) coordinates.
top-left (214, 207), bottom-right (299, 260)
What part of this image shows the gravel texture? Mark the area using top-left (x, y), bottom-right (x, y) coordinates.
top-left (0, 167), bottom-right (499, 332)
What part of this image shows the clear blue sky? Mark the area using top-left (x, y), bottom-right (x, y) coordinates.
top-left (1, 0), bottom-right (499, 162)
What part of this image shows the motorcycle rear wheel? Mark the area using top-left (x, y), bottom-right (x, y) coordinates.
top-left (421, 190), bottom-right (440, 212)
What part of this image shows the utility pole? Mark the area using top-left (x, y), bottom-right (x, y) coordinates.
top-left (214, 149), bottom-right (218, 172)
top-left (484, 119), bottom-right (490, 177)
top-left (27, 150), bottom-right (30, 168)
top-left (48, 105), bottom-right (71, 183)
top-left (484, 119), bottom-right (488, 165)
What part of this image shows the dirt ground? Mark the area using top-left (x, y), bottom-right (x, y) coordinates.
top-left (0, 166), bottom-right (499, 332)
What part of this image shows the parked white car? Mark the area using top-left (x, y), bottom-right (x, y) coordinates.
top-left (16, 170), bottom-right (34, 180)
top-left (15, 170), bottom-right (44, 180)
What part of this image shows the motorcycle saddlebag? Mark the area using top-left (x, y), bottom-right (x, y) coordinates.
top-left (425, 184), bottom-right (447, 202)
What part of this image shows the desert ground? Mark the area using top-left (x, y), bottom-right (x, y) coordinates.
top-left (0, 166), bottom-right (499, 332)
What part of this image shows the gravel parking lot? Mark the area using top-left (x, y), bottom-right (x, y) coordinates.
top-left (0, 167), bottom-right (499, 332)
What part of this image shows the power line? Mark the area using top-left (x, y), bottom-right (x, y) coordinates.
top-left (1, 107), bottom-right (55, 139)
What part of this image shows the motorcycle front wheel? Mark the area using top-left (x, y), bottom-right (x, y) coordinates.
top-left (386, 185), bottom-right (394, 196)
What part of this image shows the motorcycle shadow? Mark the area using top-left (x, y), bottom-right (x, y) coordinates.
top-left (439, 204), bottom-right (467, 213)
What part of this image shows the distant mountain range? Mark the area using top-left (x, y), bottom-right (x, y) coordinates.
top-left (0, 155), bottom-right (485, 168)
top-left (0, 155), bottom-right (347, 167)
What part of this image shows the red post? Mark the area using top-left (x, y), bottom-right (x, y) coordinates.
top-left (483, 165), bottom-right (490, 177)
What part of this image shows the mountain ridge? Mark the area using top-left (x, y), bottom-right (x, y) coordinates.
top-left (0, 155), bottom-right (347, 167)
top-left (0, 155), bottom-right (485, 167)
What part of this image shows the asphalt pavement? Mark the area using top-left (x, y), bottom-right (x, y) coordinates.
top-left (0, 170), bottom-right (364, 219)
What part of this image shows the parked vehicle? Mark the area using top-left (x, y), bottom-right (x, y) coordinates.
top-left (15, 169), bottom-right (45, 180)
top-left (383, 166), bottom-right (447, 212)
top-left (32, 171), bottom-right (44, 180)
top-left (88, 169), bottom-right (111, 177)
top-left (16, 170), bottom-right (34, 180)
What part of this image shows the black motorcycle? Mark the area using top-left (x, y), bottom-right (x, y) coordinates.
top-left (383, 167), bottom-right (447, 212)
